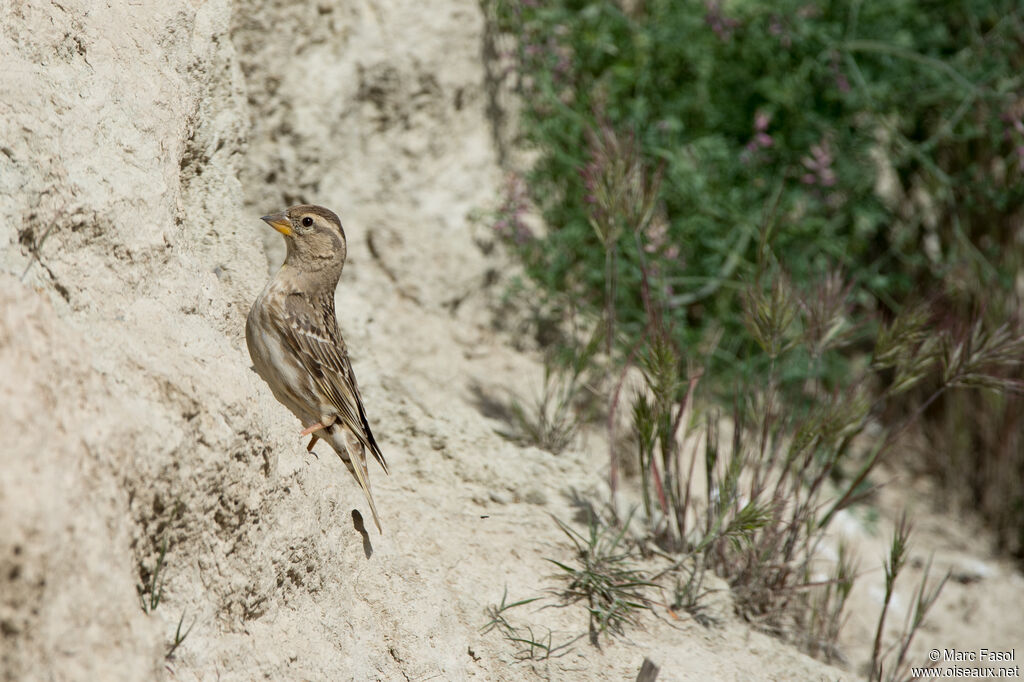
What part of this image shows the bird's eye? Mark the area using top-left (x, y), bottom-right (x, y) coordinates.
top-left (301, 216), bottom-right (313, 227)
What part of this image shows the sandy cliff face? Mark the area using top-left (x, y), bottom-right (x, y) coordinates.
top-left (0, 1), bottom-right (862, 679)
top-left (1, 2), bottom-right (251, 679)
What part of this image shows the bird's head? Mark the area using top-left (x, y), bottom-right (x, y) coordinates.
top-left (261, 205), bottom-right (347, 273)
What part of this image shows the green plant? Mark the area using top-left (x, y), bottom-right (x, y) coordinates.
top-left (631, 329), bottom-right (702, 550)
top-left (627, 264), bottom-right (1021, 653)
top-left (908, 290), bottom-right (1024, 559)
top-left (665, 557), bottom-right (719, 628)
top-left (708, 272), bottom-right (1017, 636)
top-left (869, 514), bottom-right (949, 682)
top-left (481, 513), bottom-right (652, 660)
top-left (487, 0), bottom-right (1024, 662)
top-left (492, 0), bottom-right (1023, 371)
top-left (504, 327), bottom-right (603, 454)
top-left (482, 588), bottom-right (580, 661)
top-left (138, 535), bottom-right (169, 614)
top-left (547, 511), bottom-right (654, 646)
top-left (924, 386), bottom-right (1024, 558)
top-left (166, 611), bottom-right (196, 660)
top-left (799, 540), bottom-right (857, 663)
top-left (490, 0), bottom-right (1024, 562)
top-left (580, 122), bottom-right (664, 490)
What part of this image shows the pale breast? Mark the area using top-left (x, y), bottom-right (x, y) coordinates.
top-left (246, 282), bottom-right (318, 425)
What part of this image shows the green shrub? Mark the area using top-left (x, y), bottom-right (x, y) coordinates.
top-left (490, 0), bottom-right (1024, 560)
top-left (493, 0), bottom-right (1023, 383)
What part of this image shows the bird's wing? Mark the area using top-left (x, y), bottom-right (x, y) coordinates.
top-left (278, 292), bottom-right (388, 474)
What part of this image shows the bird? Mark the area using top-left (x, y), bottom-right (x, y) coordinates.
top-left (245, 204), bottom-right (389, 533)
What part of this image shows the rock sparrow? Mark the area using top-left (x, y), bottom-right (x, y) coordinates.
top-left (246, 205), bottom-right (388, 533)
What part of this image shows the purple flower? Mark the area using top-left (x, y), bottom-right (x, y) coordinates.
top-left (768, 15), bottom-right (792, 49)
top-left (705, 0), bottom-right (740, 42)
top-left (492, 174), bottom-right (534, 245)
top-left (831, 52), bottom-right (851, 94)
top-left (741, 111), bottom-right (774, 164)
top-left (801, 138), bottom-right (837, 187)
top-left (644, 218), bottom-right (668, 252)
top-left (835, 72), bottom-right (851, 94)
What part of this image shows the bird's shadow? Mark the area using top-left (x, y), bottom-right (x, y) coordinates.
top-left (351, 509), bottom-right (373, 559)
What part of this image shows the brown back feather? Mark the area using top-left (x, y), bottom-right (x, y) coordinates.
top-left (279, 292), bottom-right (388, 474)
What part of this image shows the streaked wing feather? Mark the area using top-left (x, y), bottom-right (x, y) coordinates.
top-left (277, 294), bottom-right (388, 474)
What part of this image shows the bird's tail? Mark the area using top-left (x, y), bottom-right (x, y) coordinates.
top-left (327, 428), bottom-right (384, 534)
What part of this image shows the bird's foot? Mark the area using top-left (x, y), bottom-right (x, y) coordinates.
top-left (300, 415), bottom-right (337, 436)
top-left (306, 434), bottom-right (319, 452)
top-left (300, 422), bottom-right (326, 436)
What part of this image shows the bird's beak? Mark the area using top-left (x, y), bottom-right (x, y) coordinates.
top-left (261, 213), bottom-right (292, 237)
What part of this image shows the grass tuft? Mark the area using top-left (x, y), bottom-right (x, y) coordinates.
top-left (482, 587), bottom-right (581, 661)
top-left (165, 611), bottom-right (195, 660)
top-left (547, 511), bottom-right (654, 646)
top-left (504, 328), bottom-right (603, 454)
top-left (138, 535), bottom-right (169, 614)
top-left (869, 514), bottom-right (950, 681)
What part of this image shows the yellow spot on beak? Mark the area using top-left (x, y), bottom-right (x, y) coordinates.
top-left (261, 213), bottom-right (292, 237)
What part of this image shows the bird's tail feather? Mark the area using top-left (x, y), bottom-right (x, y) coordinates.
top-left (327, 428), bottom-right (383, 534)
